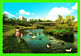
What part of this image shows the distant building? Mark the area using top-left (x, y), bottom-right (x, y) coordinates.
top-left (17, 16), bottom-right (27, 21)
top-left (17, 16), bottom-right (23, 20)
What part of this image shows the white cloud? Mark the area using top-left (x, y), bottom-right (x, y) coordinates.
top-left (72, 3), bottom-right (77, 10)
top-left (19, 10), bottom-right (25, 14)
top-left (25, 12), bottom-right (30, 15)
top-left (4, 11), bottom-right (10, 14)
top-left (19, 9), bottom-right (30, 15)
top-left (48, 7), bottom-right (74, 16)
top-left (46, 7), bottom-right (74, 21)
top-left (4, 11), bottom-right (15, 17)
top-left (35, 16), bottom-right (39, 19)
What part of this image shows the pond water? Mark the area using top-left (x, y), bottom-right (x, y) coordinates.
top-left (21, 29), bottom-right (77, 53)
top-left (74, 33), bottom-right (77, 39)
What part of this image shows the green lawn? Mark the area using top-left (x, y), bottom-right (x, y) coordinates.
top-left (3, 36), bottom-right (32, 53)
top-left (3, 25), bottom-right (33, 53)
top-left (3, 25), bottom-right (15, 33)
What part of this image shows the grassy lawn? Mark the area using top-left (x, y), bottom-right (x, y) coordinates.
top-left (3, 25), bottom-right (33, 53)
top-left (3, 25), bottom-right (15, 33)
top-left (3, 36), bottom-right (32, 53)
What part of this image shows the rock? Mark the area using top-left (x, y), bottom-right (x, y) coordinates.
top-left (39, 38), bottom-right (41, 40)
top-left (49, 37), bottom-right (53, 40)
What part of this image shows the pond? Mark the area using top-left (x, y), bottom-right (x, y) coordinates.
top-left (74, 33), bottom-right (77, 39)
top-left (21, 29), bottom-right (77, 53)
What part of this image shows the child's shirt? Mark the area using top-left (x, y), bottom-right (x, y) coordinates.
top-left (15, 32), bottom-right (18, 37)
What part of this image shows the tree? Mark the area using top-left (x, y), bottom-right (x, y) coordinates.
top-left (16, 19), bottom-right (22, 25)
top-left (71, 16), bottom-right (75, 22)
top-left (46, 20), bottom-right (52, 22)
top-left (22, 16), bottom-right (27, 26)
top-left (56, 14), bottom-right (63, 23)
top-left (34, 19), bottom-right (37, 22)
top-left (29, 19), bottom-right (34, 25)
top-left (58, 14), bottom-right (62, 21)
top-left (65, 15), bottom-right (71, 23)
top-left (8, 18), bottom-right (13, 24)
top-left (65, 15), bottom-right (75, 25)
top-left (3, 13), bottom-right (8, 24)
top-left (37, 19), bottom-right (42, 22)
top-left (11, 17), bottom-right (16, 26)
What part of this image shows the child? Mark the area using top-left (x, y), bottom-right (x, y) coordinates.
top-left (15, 27), bottom-right (19, 37)
top-left (15, 27), bottom-right (21, 43)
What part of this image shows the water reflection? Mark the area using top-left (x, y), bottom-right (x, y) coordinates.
top-left (21, 29), bottom-right (77, 53)
top-left (22, 29), bottom-right (50, 52)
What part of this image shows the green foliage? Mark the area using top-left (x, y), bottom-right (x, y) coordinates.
top-left (3, 37), bottom-right (32, 53)
top-left (65, 15), bottom-right (75, 25)
top-left (37, 19), bottom-right (43, 22)
top-left (3, 13), bottom-right (8, 19)
top-left (17, 19), bottom-right (22, 25)
top-left (29, 19), bottom-right (35, 24)
top-left (22, 16), bottom-right (27, 26)
top-left (55, 14), bottom-right (75, 25)
top-left (45, 23), bottom-right (74, 36)
top-left (3, 13), bottom-right (76, 32)
top-left (56, 14), bottom-right (63, 23)
top-left (3, 13), bottom-right (8, 24)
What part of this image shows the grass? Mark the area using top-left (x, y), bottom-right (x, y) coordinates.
top-left (3, 36), bottom-right (32, 53)
top-left (3, 29), bottom-right (15, 37)
top-left (3, 25), bottom-right (33, 53)
top-left (3, 25), bottom-right (77, 53)
top-left (3, 25), bottom-right (15, 33)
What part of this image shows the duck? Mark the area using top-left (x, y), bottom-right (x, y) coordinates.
top-left (31, 36), bottom-right (36, 39)
top-left (29, 32), bottom-right (33, 35)
top-left (65, 48), bottom-right (72, 52)
top-left (47, 44), bottom-right (50, 48)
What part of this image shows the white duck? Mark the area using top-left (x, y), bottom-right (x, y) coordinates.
top-left (29, 32), bottom-right (33, 35)
top-left (31, 36), bottom-right (36, 39)
top-left (47, 44), bottom-right (50, 48)
top-left (65, 48), bottom-right (72, 52)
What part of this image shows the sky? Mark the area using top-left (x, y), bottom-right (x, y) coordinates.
top-left (3, 3), bottom-right (77, 21)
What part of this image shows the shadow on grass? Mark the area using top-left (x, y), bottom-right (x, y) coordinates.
top-left (3, 35), bottom-right (32, 53)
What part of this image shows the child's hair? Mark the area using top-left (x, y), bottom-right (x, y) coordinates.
top-left (17, 27), bottom-right (19, 29)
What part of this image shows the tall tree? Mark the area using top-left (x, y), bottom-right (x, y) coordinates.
top-left (65, 15), bottom-right (75, 25)
top-left (11, 17), bottom-right (16, 26)
top-left (71, 16), bottom-right (75, 22)
top-left (56, 14), bottom-right (63, 23)
top-left (29, 19), bottom-right (34, 25)
top-left (3, 13), bottom-right (8, 24)
top-left (22, 16), bottom-right (27, 26)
